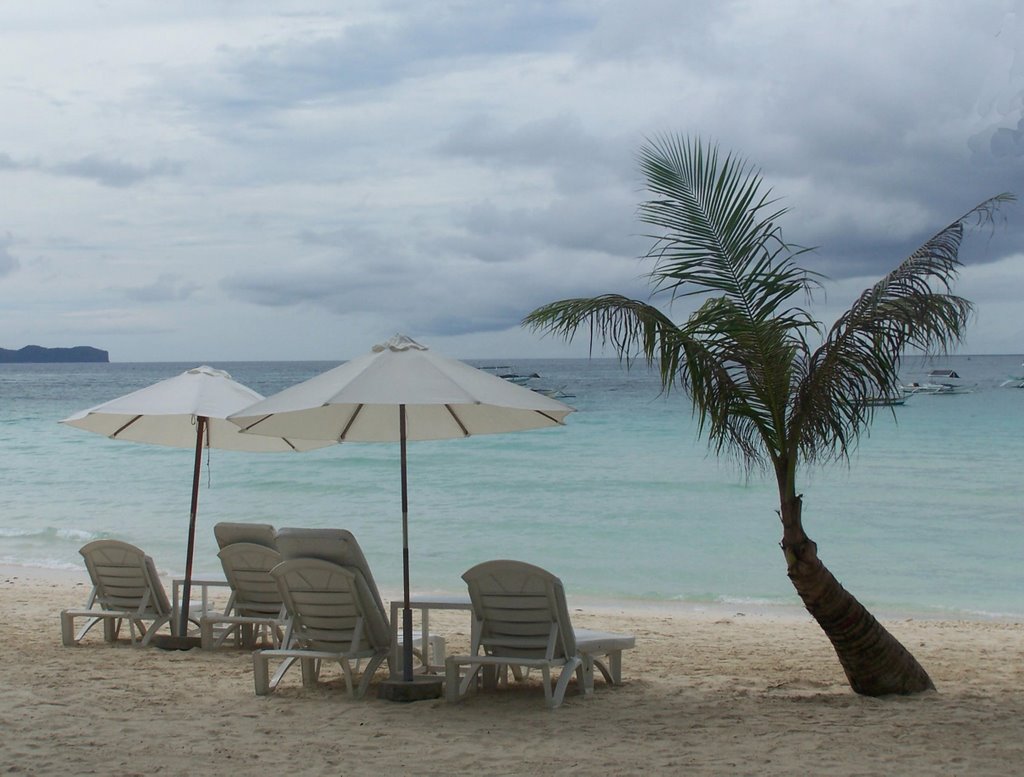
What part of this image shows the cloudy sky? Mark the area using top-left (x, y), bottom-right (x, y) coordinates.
top-left (1, 0), bottom-right (1021, 362)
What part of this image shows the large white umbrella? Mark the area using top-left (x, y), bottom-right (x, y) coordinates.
top-left (61, 365), bottom-right (333, 634)
top-left (229, 334), bottom-right (575, 683)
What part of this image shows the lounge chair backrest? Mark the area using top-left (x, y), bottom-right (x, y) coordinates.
top-left (214, 522), bottom-right (277, 550)
top-left (270, 558), bottom-right (391, 652)
top-left (462, 559), bottom-right (576, 660)
top-left (79, 539), bottom-right (171, 617)
top-left (274, 528), bottom-right (387, 621)
top-left (217, 543), bottom-right (284, 618)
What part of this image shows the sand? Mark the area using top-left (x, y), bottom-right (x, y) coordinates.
top-left (2, 567), bottom-right (1022, 776)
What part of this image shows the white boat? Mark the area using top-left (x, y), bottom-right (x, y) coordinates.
top-left (901, 382), bottom-right (972, 395)
top-left (530, 385), bottom-right (575, 399)
top-left (1000, 362), bottom-right (1024, 388)
top-left (900, 369), bottom-right (973, 395)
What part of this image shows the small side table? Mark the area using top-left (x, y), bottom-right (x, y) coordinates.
top-left (389, 595), bottom-right (474, 675)
top-left (171, 577), bottom-right (233, 636)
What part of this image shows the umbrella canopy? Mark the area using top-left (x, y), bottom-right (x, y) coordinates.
top-left (61, 365), bottom-right (334, 634)
top-left (229, 334), bottom-right (574, 682)
top-left (61, 365), bottom-right (329, 452)
top-left (227, 335), bottom-right (574, 441)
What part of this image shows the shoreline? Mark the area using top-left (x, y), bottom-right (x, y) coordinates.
top-left (6, 560), bottom-right (1020, 626)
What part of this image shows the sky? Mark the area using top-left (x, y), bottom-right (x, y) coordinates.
top-left (1, 0), bottom-right (1022, 362)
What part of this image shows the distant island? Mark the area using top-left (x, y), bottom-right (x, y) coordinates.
top-left (0, 345), bottom-right (109, 363)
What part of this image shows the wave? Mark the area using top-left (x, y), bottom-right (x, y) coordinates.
top-left (0, 526), bottom-right (106, 542)
top-left (0, 556), bottom-right (82, 571)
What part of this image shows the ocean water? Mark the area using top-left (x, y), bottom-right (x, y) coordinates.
top-left (1, 355), bottom-right (1021, 620)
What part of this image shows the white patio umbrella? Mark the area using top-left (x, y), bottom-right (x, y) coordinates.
top-left (61, 365), bottom-right (334, 634)
top-left (228, 334), bottom-right (575, 684)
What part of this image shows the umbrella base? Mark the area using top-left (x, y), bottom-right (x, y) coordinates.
top-left (151, 635), bottom-right (202, 651)
top-left (377, 675), bottom-right (444, 702)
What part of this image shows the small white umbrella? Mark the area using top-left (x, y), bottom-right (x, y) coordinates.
top-left (61, 365), bottom-right (333, 634)
top-left (229, 334), bottom-right (575, 682)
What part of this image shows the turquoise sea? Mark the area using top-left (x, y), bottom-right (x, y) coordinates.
top-left (1, 355), bottom-right (1021, 620)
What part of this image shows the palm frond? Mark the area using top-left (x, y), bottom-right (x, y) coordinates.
top-left (523, 294), bottom-right (683, 378)
top-left (793, 193), bottom-right (1015, 464)
top-left (524, 293), bottom-right (781, 469)
top-left (637, 135), bottom-right (820, 319)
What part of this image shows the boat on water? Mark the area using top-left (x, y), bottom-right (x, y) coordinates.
top-left (478, 365), bottom-right (540, 385)
top-left (478, 365), bottom-right (574, 398)
top-left (863, 395), bottom-right (908, 407)
top-left (530, 385), bottom-right (575, 399)
top-left (900, 369), bottom-right (973, 395)
top-left (1000, 362), bottom-right (1024, 388)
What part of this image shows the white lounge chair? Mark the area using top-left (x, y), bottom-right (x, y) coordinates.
top-left (253, 558), bottom-right (391, 698)
top-left (61, 540), bottom-right (174, 648)
top-left (275, 528), bottom-right (384, 610)
top-left (275, 527), bottom-right (444, 674)
top-left (445, 560), bottom-right (636, 709)
top-left (213, 521), bottom-right (277, 550)
top-left (200, 542), bottom-right (287, 649)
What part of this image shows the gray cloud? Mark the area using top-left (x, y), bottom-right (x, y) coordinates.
top-left (166, 2), bottom-right (592, 117)
top-left (0, 235), bottom-right (20, 277)
top-left (0, 151), bottom-right (182, 187)
top-left (121, 274), bottom-right (201, 303)
top-left (51, 155), bottom-right (182, 187)
top-left (0, 152), bottom-right (21, 171)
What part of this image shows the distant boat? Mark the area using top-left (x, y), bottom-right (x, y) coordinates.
top-left (999, 362), bottom-right (1024, 388)
top-left (901, 368), bottom-right (973, 395)
top-left (479, 365), bottom-right (541, 385)
top-left (530, 385), bottom-right (575, 399)
top-left (863, 395), bottom-right (907, 407)
top-left (901, 382), bottom-right (972, 395)
top-left (479, 365), bottom-right (573, 396)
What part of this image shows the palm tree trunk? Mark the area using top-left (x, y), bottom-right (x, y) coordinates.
top-left (779, 494), bottom-right (935, 695)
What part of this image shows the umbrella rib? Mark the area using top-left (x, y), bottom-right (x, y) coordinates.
top-left (444, 405), bottom-right (470, 437)
top-left (111, 414), bottom-right (143, 438)
top-left (337, 404), bottom-right (364, 441)
top-left (535, 410), bottom-right (563, 425)
top-left (238, 414), bottom-right (272, 432)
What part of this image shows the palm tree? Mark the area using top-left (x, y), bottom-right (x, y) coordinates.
top-left (524, 135), bottom-right (1013, 696)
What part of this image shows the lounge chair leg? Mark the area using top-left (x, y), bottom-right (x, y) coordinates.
top-left (74, 615), bottom-right (102, 643)
top-left (482, 664), bottom-right (498, 691)
top-left (200, 619), bottom-right (213, 650)
top-left (254, 652), bottom-right (271, 695)
top-left (269, 656), bottom-right (296, 690)
top-left (550, 657), bottom-right (580, 709)
top-left (445, 658), bottom-right (463, 703)
top-left (339, 660), bottom-right (355, 696)
top-left (579, 656), bottom-right (594, 696)
top-left (300, 658), bottom-right (319, 687)
top-left (356, 655), bottom-right (385, 698)
top-left (607, 651), bottom-right (622, 684)
top-left (241, 623), bottom-right (255, 649)
top-left (61, 611), bottom-right (76, 646)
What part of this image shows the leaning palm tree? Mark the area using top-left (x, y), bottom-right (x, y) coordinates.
top-left (525, 135), bottom-right (1013, 696)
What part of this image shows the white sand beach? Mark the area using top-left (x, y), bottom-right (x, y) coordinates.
top-left (2, 566), bottom-right (1022, 776)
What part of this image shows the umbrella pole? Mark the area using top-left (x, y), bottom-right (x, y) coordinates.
top-left (400, 404), bottom-right (414, 682)
top-left (178, 415), bottom-right (206, 636)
